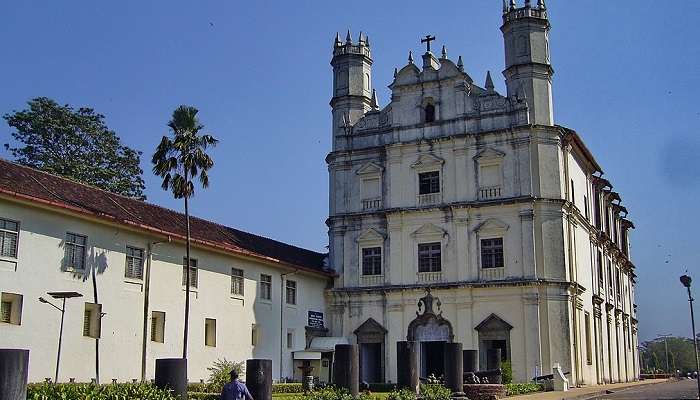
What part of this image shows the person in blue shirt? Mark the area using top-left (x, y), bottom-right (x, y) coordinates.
top-left (221, 370), bottom-right (254, 400)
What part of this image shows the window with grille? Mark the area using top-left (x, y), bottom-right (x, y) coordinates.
top-left (125, 246), bottom-right (144, 280)
top-left (0, 218), bottom-right (19, 258)
top-left (231, 268), bottom-right (244, 296)
top-left (0, 293), bottom-right (22, 325)
top-left (83, 303), bottom-right (101, 339)
top-left (287, 330), bottom-right (294, 349)
top-left (260, 274), bottom-right (272, 301)
top-left (205, 318), bottom-right (216, 347)
top-left (418, 242), bottom-right (441, 272)
top-left (64, 233), bottom-right (87, 270)
top-left (286, 280), bottom-right (297, 305)
top-left (361, 247), bottom-right (382, 276)
top-left (182, 258), bottom-right (198, 288)
top-left (418, 171), bottom-right (440, 195)
top-left (480, 238), bottom-right (504, 269)
top-left (151, 311), bottom-right (165, 343)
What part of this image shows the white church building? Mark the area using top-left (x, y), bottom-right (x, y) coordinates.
top-left (1, 1), bottom-right (638, 387)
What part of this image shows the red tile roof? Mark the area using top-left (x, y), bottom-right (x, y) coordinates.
top-left (0, 159), bottom-right (331, 276)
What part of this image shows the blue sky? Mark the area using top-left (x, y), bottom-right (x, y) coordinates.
top-left (1, 1), bottom-right (698, 342)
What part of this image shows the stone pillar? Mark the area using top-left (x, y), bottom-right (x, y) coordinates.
top-left (444, 343), bottom-right (465, 396)
top-left (333, 344), bottom-right (359, 396)
top-left (486, 349), bottom-right (502, 371)
top-left (155, 358), bottom-right (187, 400)
top-left (246, 359), bottom-right (272, 400)
top-left (463, 350), bottom-right (478, 373)
top-left (0, 349), bottom-right (29, 400)
top-left (396, 341), bottom-right (419, 392)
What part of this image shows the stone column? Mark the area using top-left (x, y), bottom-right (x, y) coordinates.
top-left (444, 343), bottom-right (465, 396)
top-left (155, 358), bottom-right (187, 400)
top-left (486, 349), bottom-right (502, 371)
top-left (0, 349), bottom-right (29, 400)
top-left (396, 341), bottom-right (419, 392)
top-left (333, 344), bottom-right (359, 396)
top-left (246, 359), bottom-right (272, 400)
top-left (463, 350), bottom-right (478, 373)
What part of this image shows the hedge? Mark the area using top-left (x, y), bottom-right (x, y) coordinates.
top-left (504, 383), bottom-right (544, 396)
top-left (27, 383), bottom-right (176, 400)
top-left (187, 392), bottom-right (220, 400)
top-left (272, 383), bottom-right (305, 393)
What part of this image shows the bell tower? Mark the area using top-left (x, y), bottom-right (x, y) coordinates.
top-left (501, 0), bottom-right (554, 126)
top-left (330, 31), bottom-right (373, 149)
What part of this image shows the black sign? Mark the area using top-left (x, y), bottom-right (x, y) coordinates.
top-left (308, 311), bottom-right (324, 328)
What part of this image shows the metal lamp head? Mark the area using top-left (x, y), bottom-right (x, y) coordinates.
top-left (681, 275), bottom-right (692, 288)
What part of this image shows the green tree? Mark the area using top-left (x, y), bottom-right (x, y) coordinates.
top-left (152, 105), bottom-right (217, 358)
top-left (3, 97), bottom-right (146, 199)
top-left (641, 336), bottom-right (697, 373)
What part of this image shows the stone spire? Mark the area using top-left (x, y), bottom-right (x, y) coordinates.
top-left (441, 45), bottom-right (447, 59)
top-left (408, 50), bottom-right (414, 64)
top-left (485, 71), bottom-right (495, 92)
top-left (370, 89), bottom-right (379, 110)
top-left (524, 0), bottom-right (531, 7)
top-left (365, 34), bottom-right (370, 47)
top-left (358, 31), bottom-right (364, 44)
top-left (394, 68), bottom-right (398, 78)
top-left (537, 0), bottom-right (546, 9)
top-left (510, 0), bottom-right (516, 9)
top-left (345, 30), bottom-right (352, 44)
top-left (334, 32), bottom-right (342, 47)
top-left (457, 56), bottom-right (464, 71)
top-left (503, 0), bottom-right (509, 13)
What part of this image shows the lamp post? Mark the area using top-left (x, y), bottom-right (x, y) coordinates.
top-left (657, 334), bottom-right (672, 373)
top-left (39, 291), bottom-right (83, 383)
top-left (680, 274), bottom-right (700, 399)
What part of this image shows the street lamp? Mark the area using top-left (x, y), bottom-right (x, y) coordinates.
top-left (680, 274), bottom-right (700, 399)
top-left (39, 291), bottom-right (83, 383)
top-left (657, 333), bottom-right (672, 373)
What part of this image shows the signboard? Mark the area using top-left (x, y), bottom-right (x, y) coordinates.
top-left (308, 311), bottom-right (324, 328)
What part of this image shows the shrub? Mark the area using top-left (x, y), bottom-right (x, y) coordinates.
top-left (387, 387), bottom-right (417, 400)
top-left (504, 383), bottom-right (544, 396)
top-left (187, 392), bottom-right (220, 400)
top-left (419, 384), bottom-right (450, 400)
top-left (501, 360), bottom-right (513, 384)
top-left (368, 383), bottom-right (397, 393)
top-left (206, 358), bottom-right (245, 393)
top-left (306, 386), bottom-right (355, 400)
top-left (27, 382), bottom-right (176, 400)
top-left (272, 383), bottom-right (305, 393)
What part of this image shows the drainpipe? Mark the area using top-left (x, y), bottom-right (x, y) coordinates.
top-left (280, 270), bottom-right (299, 381)
top-left (141, 237), bottom-right (170, 382)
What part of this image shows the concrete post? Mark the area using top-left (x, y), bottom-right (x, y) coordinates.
top-left (333, 344), bottom-right (359, 396)
top-left (396, 341), bottom-right (419, 392)
top-left (463, 350), bottom-right (478, 373)
top-left (0, 349), bottom-right (29, 400)
top-left (444, 343), bottom-right (465, 396)
top-left (154, 358), bottom-right (187, 400)
top-left (246, 359), bottom-right (273, 400)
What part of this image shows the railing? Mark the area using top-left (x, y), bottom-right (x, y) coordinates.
top-left (417, 271), bottom-right (443, 283)
top-left (360, 275), bottom-right (384, 286)
top-left (480, 267), bottom-right (505, 281)
top-left (417, 193), bottom-right (441, 206)
top-left (479, 186), bottom-right (502, 200)
top-left (362, 198), bottom-right (382, 211)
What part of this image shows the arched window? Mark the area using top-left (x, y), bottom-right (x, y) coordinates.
top-left (425, 104), bottom-right (435, 123)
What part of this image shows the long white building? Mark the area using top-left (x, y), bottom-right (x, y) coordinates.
top-left (325, 1), bottom-right (638, 386)
top-left (0, 159), bottom-right (332, 383)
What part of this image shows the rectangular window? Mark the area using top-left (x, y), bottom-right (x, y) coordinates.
top-left (286, 280), bottom-right (297, 305)
top-left (251, 324), bottom-right (259, 346)
top-left (125, 246), bottom-right (144, 280)
top-left (64, 233), bottom-right (87, 270)
top-left (231, 268), bottom-right (244, 296)
top-left (151, 311), bottom-right (165, 343)
top-left (181, 258), bottom-right (198, 288)
top-left (0, 218), bottom-right (19, 258)
top-left (418, 171), bottom-right (440, 195)
top-left (205, 318), bottom-right (216, 347)
top-left (83, 303), bottom-right (102, 339)
top-left (481, 238), bottom-right (504, 269)
top-left (597, 251), bottom-right (604, 288)
top-left (584, 195), bottom-right (589, 220)
top-left (607, 260), bottom-right (613, 291)
top-left (361, 177), bottom-right (381, 200)
top-left (361, 247), bottom-right (382, 276)
top-left (287, 330), bottom-right (294, 349)
top-left (0, 292), bottom-right (22, 325)
top-left (418, 242), bottom-right (441, 272)
top-left (585, 312), bottom-right (592, 365)
top-left (260, 274), bottom-right (272, 301)
top-left (570, 180), bottom-right (575, 204)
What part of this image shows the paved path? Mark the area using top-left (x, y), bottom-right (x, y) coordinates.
top-left (508, 379), bottom-right (668, 400)
top-left (591, 379), bottom-right (698, 399)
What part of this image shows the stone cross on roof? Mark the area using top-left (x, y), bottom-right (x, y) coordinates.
top-left (421, 35), bottom-right (436, 53)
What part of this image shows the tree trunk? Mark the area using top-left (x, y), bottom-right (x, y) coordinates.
top-left (183, 171), bottom-right (191, 359)
top-left (91, 261), bottom-right (100, 384)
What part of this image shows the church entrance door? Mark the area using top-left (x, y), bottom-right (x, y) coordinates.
top-left (420, 341), bottom-right (445, 379)
top-left (360, 343), bottom-right (383, 383)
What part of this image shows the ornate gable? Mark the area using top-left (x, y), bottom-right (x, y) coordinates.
top-left (473, 147), bottom-right (506, 161)
top-left (356, 162), bottom-right (383, 176)
top-left (474, 313), bottom-right (513, 332)
top-left (356, 228), bottom-right (385, 243)
top-left (411, 153), bottom-right (445, 169)
top-left (411, 223), bottom-right (447, 238)
top-left (473, 218), bottom-right (509, 233)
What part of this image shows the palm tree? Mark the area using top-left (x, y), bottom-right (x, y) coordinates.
top-left (152, 105), bottom-right (217, 358)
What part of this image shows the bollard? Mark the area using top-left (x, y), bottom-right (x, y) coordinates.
top-left (333, 344), bottom-right (359, 396)
top-left (486, 349), bottom-right (502, 371)
top-left (155, 358), bottom-right (188, 400)
top-left (396, 341), bottom-right (419, 392)
top-left (463, 350), bottom-right (478, 373)
top-left (444, 343), bottom-right (465, 396)
top-left (0, 349), bottom-right (29, 400)
top-left (246, 359), bottom-right (272, 400)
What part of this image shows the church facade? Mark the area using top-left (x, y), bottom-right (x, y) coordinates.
top-left (326, 1), bottom-right (638, 386)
